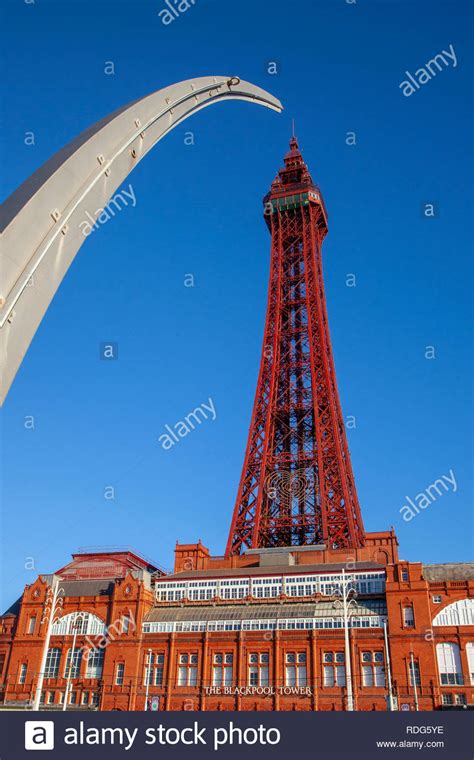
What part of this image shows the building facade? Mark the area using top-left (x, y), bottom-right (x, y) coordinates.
top-left (0, 544), bottom-right (473, 711)
top-left (1, 138), bottom-right (472, 711)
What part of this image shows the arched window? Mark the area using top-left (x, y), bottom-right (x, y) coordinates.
top-left (432, 598), bottom-right (474, 627)
top-left (436, 643), bottom-right (463, 685)
top-left (51, 612), bottom-right (106, 636)
top-left (466, 642), bottom-right (474, 685)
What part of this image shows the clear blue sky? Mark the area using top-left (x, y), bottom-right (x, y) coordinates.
top-left (1, 0), bottom-right (472, 611)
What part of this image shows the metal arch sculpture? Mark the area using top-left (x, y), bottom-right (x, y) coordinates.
top-left (0, 76), bottom-right (283, 405)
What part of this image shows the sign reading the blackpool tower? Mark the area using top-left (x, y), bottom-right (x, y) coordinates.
top-left (204, 686), bottom-right (314, 697)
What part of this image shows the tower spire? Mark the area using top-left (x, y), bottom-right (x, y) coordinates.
top-left (226, 140), bottom-right (365, 556)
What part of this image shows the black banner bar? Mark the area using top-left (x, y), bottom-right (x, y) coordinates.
top-left (0, 711), bottom-right (472, 759)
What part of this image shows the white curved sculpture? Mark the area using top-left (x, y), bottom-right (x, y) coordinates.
top-left (0, 76), bottom-right (283, 404)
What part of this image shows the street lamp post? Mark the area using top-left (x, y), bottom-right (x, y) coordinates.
top-left (32, 576), bottom-right (64, 711)
top-left (410, 651), bottom-right (419, 711)
top-left (383, 619), bottom-right (397, 711)
top-left (144, 649), bottom-right (152, 711)
top-left (63, 612), bottom-right (86, 711)
top-left (332, 569), bottom-right (357, 712)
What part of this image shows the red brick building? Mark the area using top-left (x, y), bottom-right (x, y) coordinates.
top-left (0, 540), bottom-right (472, 711)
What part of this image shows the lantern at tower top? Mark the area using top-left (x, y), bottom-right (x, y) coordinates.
top-left (264, 137), bottom-right (328, 235)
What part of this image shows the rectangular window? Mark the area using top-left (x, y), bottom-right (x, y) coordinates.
top-left (409, 659), bottom-right (421, 687)
top-left (155, 654), bottom-right (164, 687)
top-left (19, 663), bottom-right (27, 684)
top-left (44, 648), bottom-right (61, 678)
top-left (248, 653), bottom-right (269, 687)
top-left (64, 648), bottom-right (82, 679)
top-left (122, 616), bottom-right (130, 634)
top-left (213, 654), bottom-right (223, 686)
top-left (374, 665), bottom-right (385, 687)
top-left (224, 665), bottom-right (233, 687)
top-left (27, 616), bottom-right (36, 634)
top-left (437, 643), bottom-right (463, 686)
top-left (91, 693), bottom-right (99, 707)
top-left (82, 692), bottom-right (89, 705)
top-left (323, 664), bottom-right (334, 687)
top-left (403, 607), bottom-right (414, 627)
top-left (115, 663), bottom-right (125, 685)
top-left (433, 595), bottom-right (442, 604)
top-left (455, 693), bottom-right (466, 706)
top-left (361, 652), bottom-right (385, 688)
top-left (440, 673), bottom-right (463, 686)
top-left (323, 652), bottom-right (344, 687)
top-left (212, 653), bottom-right (233, 687)
top-left (285, 651), bottom-right (308, 687)
top-left (442, 693), bottom-right (453, 705)
top-left (47, 692), bottom-right (54, 705)
top-left (362, 665), bottom-right (373, 687)
top-left (69, 691), bottom-right (77, 705)
top-left (40, 691), bottom-right (46, 704)
top-left (85, 649), bottom-right (104, 679)
top-left (177, 666), bottom-right (187, 686)
top-left (177, 653), bottom-right (198, 687)
top-left (335, 665), bottom-right (346, 687)
top-left (285, 664), bottom-right (296, 687)
top-left (189, 665), bottom-right (198, 687)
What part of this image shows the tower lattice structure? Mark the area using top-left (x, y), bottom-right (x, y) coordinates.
top-left (226, 137), bottom-right (365, 556)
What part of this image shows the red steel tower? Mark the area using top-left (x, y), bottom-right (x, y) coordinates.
top-left (226, 137), bottom-right (365, 556)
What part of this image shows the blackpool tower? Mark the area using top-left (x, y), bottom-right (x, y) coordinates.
top-left (226, 137), bottom-right (366, 556)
